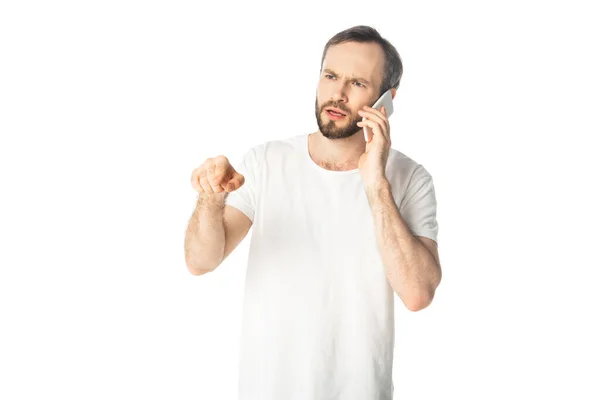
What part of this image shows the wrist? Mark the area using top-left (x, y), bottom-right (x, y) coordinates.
top-left (197, 191), bottom-right (228, 208)
top-left (364, 177), bottom-right (390, 192)
top-left (365, 178), bottom-right (391, 208)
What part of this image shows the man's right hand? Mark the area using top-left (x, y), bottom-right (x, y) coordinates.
top-left (191, 155), bottom-right (245, 194)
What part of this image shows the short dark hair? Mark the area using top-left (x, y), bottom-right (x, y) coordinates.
top-left (320, 25), bottom-right (403, 96)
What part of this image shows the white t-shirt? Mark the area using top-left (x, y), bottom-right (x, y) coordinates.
top-left (225, 132), bottom-right (438, 400)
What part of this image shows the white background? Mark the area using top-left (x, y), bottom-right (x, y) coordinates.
top-left (1, 0), bottom-right (599, 399)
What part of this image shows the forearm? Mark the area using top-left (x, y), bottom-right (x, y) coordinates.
top-left (366, 179), bottom-right (440, 310)
top-left (184, 192), bottom-right (228, 274)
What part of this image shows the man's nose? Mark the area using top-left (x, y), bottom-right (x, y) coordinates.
top-left (330, 82), bottom-right (348, 103)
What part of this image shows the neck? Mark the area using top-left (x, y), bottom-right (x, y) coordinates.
top-left (308, 131), bottom-right (365, 171)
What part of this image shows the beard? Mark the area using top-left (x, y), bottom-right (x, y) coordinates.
top-left (314, 97), bottom-right (364, 140)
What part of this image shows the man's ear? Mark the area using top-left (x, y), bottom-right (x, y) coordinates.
top-left (391, 88), bottom-right (397, 100)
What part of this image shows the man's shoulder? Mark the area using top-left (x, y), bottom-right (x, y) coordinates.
top-left (246, 133), bottom-right (306, 160)
top-left (387, 148), bottom-right (429, 177)
top-left (262, 133), bottom-right (305, 150)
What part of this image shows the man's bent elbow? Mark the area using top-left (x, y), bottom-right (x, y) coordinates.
top-left (186, 260), bottom-right (217, 276)
top-left (402, 289), bottom-right (435, 312)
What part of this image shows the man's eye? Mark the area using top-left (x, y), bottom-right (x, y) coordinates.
top-left (325, 74), bottom-right (335, 79)
top-left (354, 81), bottom-right (365, 88)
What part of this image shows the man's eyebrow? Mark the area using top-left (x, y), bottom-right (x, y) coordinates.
top-left (322, 68), bottom-right (370, 85)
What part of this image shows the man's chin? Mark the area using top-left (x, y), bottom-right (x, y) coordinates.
top-left (321, 129), bottom-right (360, 140)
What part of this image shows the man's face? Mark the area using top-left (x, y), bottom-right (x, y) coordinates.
top-left (315, 41), bottom-right (385, 140)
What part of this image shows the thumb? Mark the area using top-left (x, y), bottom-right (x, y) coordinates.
top-left (226, 173), bottom-right (245, 191)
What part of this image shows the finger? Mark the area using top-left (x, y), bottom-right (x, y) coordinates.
top-left (357, 119), bottom-right (384, 142)
top-left (205, 166), bottom-right (216, 190)
top-left (235, 172), bottom-right (245, 187)
top-left (358, 109), bottom-right (386, 131)
top-left (363, 105), bottom-right (387, 121)
top-left (225, 181), bottom-right (235, 192)
top-left (206, 165), bottom-right (224, 193)
top-left (191, 169), bottom-right (202, 192)
top-left (361, 107), bottom-right (389, 132)
top-left (227, 172), bottom-right (245, 191)
top-left (360, 107), bottom-right (390, 134)
top-left (213, 159), bottom-right (229, 187)
top-left (198, 169), bottom-right (214, 194)
top-left (358, 113), bottom-right (389, 142)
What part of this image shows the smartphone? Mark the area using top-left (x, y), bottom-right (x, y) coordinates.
top-left (363, 88), bottom-right (394, 142)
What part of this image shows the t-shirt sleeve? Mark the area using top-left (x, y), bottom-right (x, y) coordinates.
top-left (399, 166), bottom-right (439, 244)
top-left (224, 147), bottom-right (259, 223)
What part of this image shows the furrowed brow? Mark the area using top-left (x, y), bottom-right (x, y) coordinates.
top-left (323, 68), bottom-right (370, 85)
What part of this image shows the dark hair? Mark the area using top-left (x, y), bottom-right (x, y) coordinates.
top-left (320, 25), bottom-right (403, 96)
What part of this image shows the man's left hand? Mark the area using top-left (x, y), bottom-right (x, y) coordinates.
top-left (357, 105), bottom-right (391, 187)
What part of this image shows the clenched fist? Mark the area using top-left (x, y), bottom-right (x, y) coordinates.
top-left (191, 155), bottom-right (245, 195)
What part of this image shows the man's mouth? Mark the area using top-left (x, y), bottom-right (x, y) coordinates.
top-left (325, 109), bottom-right (346, 120)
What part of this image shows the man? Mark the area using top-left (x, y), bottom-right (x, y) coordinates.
top-left (185, 25), bottom-right (441, 400)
